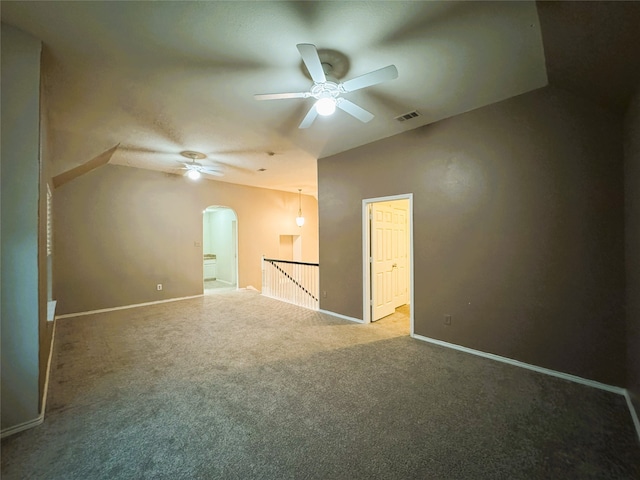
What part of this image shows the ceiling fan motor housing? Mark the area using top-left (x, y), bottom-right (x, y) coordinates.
top-left (300, 48), bottom-right (350, 80)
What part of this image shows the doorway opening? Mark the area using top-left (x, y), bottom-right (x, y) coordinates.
top-left (362, 194), bottom-right (414, 335)
top-left (203, 206), bottom-right (238, 293)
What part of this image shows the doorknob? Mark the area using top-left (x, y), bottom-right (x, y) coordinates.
top-left (392, 263), bottom-right (397, 269)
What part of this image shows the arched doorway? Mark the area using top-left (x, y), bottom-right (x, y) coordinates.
top-left (203, 206), bottom-right (238, 293)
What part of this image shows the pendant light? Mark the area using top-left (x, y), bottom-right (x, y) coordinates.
top-left (295, 189), bottom-right (305, 227)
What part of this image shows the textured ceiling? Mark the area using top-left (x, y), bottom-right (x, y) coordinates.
top-left (1, 1), bottom-right (548, 195)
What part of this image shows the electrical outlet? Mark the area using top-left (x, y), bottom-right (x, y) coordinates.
top-left (323, 291), bottom-right (327, 298)
top-left (444, 314), bottom-right (452, 325)
top-left (194, 241), bottom-right (202, 247)
top-left (156, 284), bottom-right (163, 291)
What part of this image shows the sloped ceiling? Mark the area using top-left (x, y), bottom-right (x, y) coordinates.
top-left (1, 1), bottom-right (551, 195)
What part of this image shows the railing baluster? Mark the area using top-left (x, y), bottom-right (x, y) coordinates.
top-left (261, 256), bottom-right (320, 310)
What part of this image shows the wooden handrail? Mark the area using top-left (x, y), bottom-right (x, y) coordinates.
top-left (263, 258), bottom-right (319, 267)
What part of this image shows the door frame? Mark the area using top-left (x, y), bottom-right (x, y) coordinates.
top-left (362, 193), bottom-right (414, 334)
top-left (202, 205), bottom-right (239, 289)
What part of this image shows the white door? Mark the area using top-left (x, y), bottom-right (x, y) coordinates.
top-left (371, 203), bottom-right (395, 320)
top-left (392, 206), bottom-right (408, 308)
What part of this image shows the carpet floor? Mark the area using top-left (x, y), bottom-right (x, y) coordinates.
top-left (2, 289), bottom-right (639, 479)
top-left (204, 280), bottom-right (236, 294)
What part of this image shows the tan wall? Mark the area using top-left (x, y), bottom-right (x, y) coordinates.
top-left (625, 85), bottom-right (640, 410)
top-left (1, 23), bottom-right (42, 430)
top-left (38, 54), bottom-right (55, 410)
top-left (318, 85), bottom-right (626, 386)
top-left (54, 164), bottom-right (318, 314)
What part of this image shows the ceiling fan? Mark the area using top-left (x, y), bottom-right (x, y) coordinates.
top-left (180, 151), bottom-right (224, 180)
top-left (254, 44), bottom-right (398, 129)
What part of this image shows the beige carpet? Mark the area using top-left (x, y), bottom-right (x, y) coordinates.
top-left (1, 290), bottom-right (638, 479)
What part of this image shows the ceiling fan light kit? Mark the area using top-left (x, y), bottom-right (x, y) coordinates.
top-left (187, 169), bottom-right (201, 180)
top-left (180, 151), bottom-right (224, 180)
top-left (255, 43), bottom-right (398, 129)
top-left (315, 97), bottom-right (337, 116)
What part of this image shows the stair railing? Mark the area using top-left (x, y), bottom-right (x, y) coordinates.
top-left (261, 256), bottom-right (319, 310)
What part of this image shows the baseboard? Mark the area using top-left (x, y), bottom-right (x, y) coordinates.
top-left (412, 333), bottom-right (640, 444)
top-left (623, 390), bottom-right (640, 443)
top-left (318, 309), bottom-right (364, 324)
top-left (40, 317), bottom-right (57, 426)
top-left (55, 294), bottom-right (204, 319)
top-left (1, 318), bottom-right (57, 439)
top-left (0, 416), bottom-right (44, 439)
top-left (411, 334), bottom-right (625, 394)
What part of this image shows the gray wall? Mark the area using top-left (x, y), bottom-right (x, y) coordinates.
top-left (54, 164), bottom-right (318, 315)
top-left (625, 85), bottom-right (640, 410)
top-left (1, 24), bottom-right (42, 430)
top-left (318, 85), bottom-right (626, 386)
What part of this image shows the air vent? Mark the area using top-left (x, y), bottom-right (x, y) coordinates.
top-left (395, 110), bottom-right (421, 122)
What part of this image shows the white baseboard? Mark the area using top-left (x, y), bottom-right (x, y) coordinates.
top-left (0, 416), bottom-right (44, 439)
top-left (40, 318), bottom-right (57, 425)
top-left (623, 390), bottom-right (640, 443)
top-left (412, 333), bottom-right (640, 443)
top-left (1, 318), bottom-right (57, 439)
top-left (411, 334), bottom-right (624, 394)
top-left (318, 309), bottom-right (364, 324)
top-left (55, 294), bottom-right (204, 319)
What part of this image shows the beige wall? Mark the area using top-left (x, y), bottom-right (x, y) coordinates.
top-left (1, 24), bottom-right (42, 430)
top-left (625, 85), bottom-right (640, 411)
top-left (54, 164), bottom-right (318, 314)
top-left (39, 55), bottom-right (55, 410)
top-left (318, 85), bottom-right (626, 386)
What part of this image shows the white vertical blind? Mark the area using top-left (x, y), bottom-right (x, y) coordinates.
top-left (46, 183), bottom-right (53, 257)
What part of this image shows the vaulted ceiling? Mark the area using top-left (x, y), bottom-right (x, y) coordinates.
top-left (2, 1), bottom-right (638, 196)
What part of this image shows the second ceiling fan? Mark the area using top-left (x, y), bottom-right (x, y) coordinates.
top-left (254, 44), bottom-right (398, 129)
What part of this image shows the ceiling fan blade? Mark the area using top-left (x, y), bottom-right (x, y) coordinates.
top-left (200, 168), bottom-right (225, 177)
top-left (254, 92), bottom-right (307, 101)
top-left (337, 99), bottom-right (375, 123)
top-left (341, 65), bottom-right (398, 92)
top-left (299, 104), bottom-right (319, 129)
top-left (297, 43), bottom-right (326, 83)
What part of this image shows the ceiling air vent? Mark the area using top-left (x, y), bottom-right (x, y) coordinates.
top-left (395, 110), bottom-right (421, 122)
